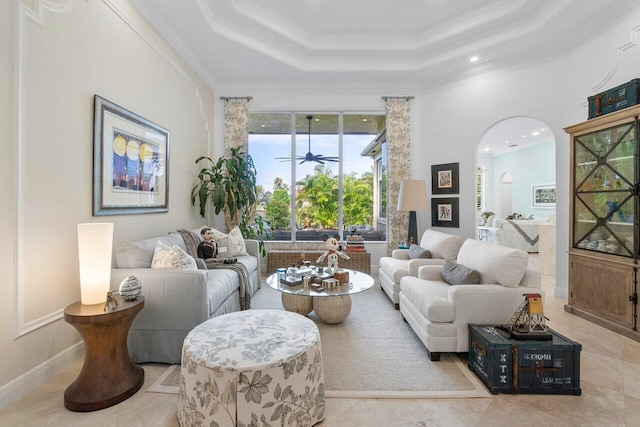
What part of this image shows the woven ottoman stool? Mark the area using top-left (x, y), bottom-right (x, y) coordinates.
top-left (177, 309), bottom-right (325, 427)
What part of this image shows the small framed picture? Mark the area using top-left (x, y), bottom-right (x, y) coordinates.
top-left (532, 184), bottom-right (556, 208)
top-left (431, 197), bottom-right (459, 228)
top-left (431, 163), bottom-right (459, 194)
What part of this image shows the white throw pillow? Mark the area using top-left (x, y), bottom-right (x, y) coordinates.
top-left (151, 241), bottom-right (198, 270)
top-left (212, 226), bottom-right (248, 256)
top-left (456, 239), bottom-right (528, 288)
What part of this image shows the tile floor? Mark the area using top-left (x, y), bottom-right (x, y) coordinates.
top-left (1, 259), bottom-right (640, 426)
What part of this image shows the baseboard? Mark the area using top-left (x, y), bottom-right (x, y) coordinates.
top-left (0, 341), bottom-right (85, 411)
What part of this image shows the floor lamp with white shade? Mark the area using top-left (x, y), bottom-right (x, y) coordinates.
top-left (397, 180), bottom-right (428, 244)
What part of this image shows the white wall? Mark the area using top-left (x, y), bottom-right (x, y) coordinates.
top-left (0, 0), bottom-right (214, 407)
top-left (490, 141), bottom-right (556, 218)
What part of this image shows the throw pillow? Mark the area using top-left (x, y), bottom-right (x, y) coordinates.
top-left (215, 237), bottom-right (234, 259)
top-left (151, 241), bottom-right (198, 270)
top-left (408, 244), bottom-right (432, 259)
top-left (441, 260), bottom-right (480, 285)
top-left (212, 226), bottom-right (248, 256)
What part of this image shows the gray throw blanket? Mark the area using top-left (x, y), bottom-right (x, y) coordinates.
top-left (506, 220), bottom-right (539, 246)
top-left (177, 229), bottom-right (251, 310)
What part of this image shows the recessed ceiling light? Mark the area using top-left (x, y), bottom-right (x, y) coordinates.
top-left (362, 118), bottom-right (368, 122)
top-left (540, 128), bottom-right (545, 132)
top-left (261, 124), bottom-right (266, 127)
top-left (522, 134), bottom-right (526, 138)
top-left (315, 118), bottom-right (319, 121)
top-left (470, 56), bottom-right (479, 62)
top-left (505, 140), bottom-right (509, 144)
top-left (484, 147), bottom-right (490, 152)
top-left (532, 131), bottom-right (540, 136)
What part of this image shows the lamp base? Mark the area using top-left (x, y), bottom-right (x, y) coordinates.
top-left (408, 211), bottom-right (417, 245)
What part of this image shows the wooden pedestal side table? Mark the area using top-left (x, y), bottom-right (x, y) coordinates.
top-left (63, 296), bottom-right (145, 412)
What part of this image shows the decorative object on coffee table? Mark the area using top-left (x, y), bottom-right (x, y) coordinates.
top-left (267, 268), bottom-right (374, 324)
top-left (316, 236), bottom-right (349, 274)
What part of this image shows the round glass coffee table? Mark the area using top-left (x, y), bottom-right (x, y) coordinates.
top-left (266, 268), bottom-right (374, 324)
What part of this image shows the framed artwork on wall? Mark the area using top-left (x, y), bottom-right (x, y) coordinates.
top-left (431, 197), bottom-right (459, 228)
top-left (93, 95), bottom-right (170, 216)
top-left (532, 184), bottom-right (556, 208)
top-left (431, 162), bottom-right (459, 194)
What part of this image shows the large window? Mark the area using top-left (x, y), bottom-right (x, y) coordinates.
top-left (248, 113), bottom-right (386, 241)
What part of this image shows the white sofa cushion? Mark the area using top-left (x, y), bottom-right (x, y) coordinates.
top-left (400, 276), bottom-right (452, 321)
top-left (212, 226), bottom-right (248, 256)
top-left (422, 297), bottom-right (455, 322)
top-left (116, 233), bottom-right (185, 268)
top-left (456, 239), bottom-right (528, 288)
top-left (418, 229), bottom-right (462, 260)
top-left (151, 242), bottom-right (198, 270)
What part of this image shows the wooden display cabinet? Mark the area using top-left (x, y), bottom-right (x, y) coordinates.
top-left (565, 104), bottom-right (640, 342)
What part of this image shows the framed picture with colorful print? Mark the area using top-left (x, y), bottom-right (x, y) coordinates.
top-left (93, 95), bottom-right (170, 216)
top-left (431, 197), bottom-right (459, 228)
top-left (431, 162), bottom-right (459, 195)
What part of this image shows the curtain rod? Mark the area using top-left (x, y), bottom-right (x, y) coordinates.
top-left (220, 96), bottom-right (253, 101)
top-left (381, 96), bottom-right (415, 101)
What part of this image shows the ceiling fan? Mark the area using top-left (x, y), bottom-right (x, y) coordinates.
top-left (276, 115), bottom-right (339, 164)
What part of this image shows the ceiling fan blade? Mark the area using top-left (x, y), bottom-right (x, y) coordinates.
top-left (299, 159), bottom-right (306, 164)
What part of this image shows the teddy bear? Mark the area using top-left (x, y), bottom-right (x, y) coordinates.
top-left (316, 235), bottom-right (350, 273)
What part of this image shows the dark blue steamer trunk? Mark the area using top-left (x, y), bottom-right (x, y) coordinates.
top-left (468, 325), bottom-right (582, 395)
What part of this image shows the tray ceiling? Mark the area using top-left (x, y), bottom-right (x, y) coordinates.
top-left (131, 0), bottom-right (638, 87)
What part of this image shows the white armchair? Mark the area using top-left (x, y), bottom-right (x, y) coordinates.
top-left (379, 229), bottom-right (463, 308)
top-left (399, 239), bottom-right (542, 361)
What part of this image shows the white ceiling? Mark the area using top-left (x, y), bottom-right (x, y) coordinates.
top-left (130, 0), bottom-right (636, 155)
top-left (131, 0), bottom-right (638, 88)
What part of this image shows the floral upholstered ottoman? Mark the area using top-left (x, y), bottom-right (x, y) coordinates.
top-left (177, 309), bottom-right (325, 427)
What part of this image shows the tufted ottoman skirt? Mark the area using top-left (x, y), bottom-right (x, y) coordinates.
top-left (177, 309), bottom-right (325, 427)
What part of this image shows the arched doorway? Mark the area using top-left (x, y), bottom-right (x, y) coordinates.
top-left (476, 117), bottom-right (556, 256)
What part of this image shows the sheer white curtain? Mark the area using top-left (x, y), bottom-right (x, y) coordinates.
top-left (384, 97), bottom-right (412, 255)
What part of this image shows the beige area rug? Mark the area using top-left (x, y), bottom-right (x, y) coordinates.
top-left (147, 282), bottom-right (490, 399)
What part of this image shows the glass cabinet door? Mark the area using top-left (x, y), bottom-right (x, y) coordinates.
top-left (573, 121), bottom-right (636, 257)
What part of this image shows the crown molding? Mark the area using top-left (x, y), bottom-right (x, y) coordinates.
top-left (194, 0), bottom-right (574, 74)
top-left (231, 0), bottom-right (530, 52)
top-left (19, 0), bottom-right (74, 25)
top-left (590, 23), bottom-right (640, 92)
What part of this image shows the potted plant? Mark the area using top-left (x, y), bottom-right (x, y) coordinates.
top-left (191, 146), bottom-right (269, 255)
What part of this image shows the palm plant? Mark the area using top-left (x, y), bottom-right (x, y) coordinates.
top-left (191, 146), bottom-right (269, 255)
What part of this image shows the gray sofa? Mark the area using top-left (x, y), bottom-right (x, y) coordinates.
top-left (110, 228), bottom-right (261, 364)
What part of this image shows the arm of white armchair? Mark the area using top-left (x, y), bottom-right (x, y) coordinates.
top-left (417, 265), bottom-right (444, 281)
top-left (391, 249), bottom-right (410, 259)
top-left (408, 258), bottom-right (446, 276)
top-left (448, 284), bottom-right (526, 325)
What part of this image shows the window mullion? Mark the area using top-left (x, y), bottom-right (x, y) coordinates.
top-left (290, 113), bottom-right (297, 242)
top-left (338, 113), bottom-right (344, 240)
